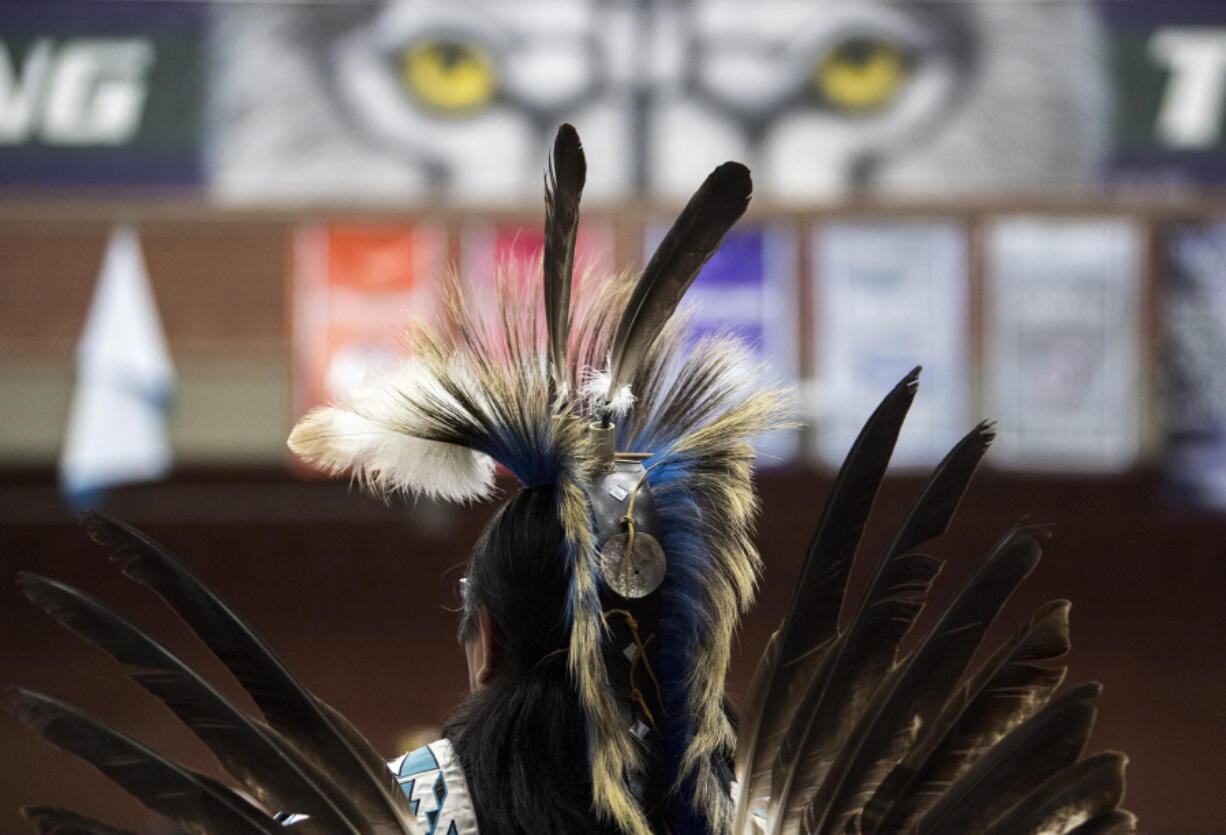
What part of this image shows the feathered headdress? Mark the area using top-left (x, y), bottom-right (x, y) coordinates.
top-left (288, 124), bottom-right (792, 835)
top-left (4, 127), bottom-right (1134, 835)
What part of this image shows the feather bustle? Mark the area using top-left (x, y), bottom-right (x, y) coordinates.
top-left (17, 573), bottom-right (368, 835)
top-left (766, 421), bottom-right (994, 834)
top-left (733, 368), bottom-right (920, 833)
top-left (913, 682), bottom-right (1102, 835)
top-left (862, 599), bottom-right (1072, 834)
top-left (800, 529), bottom-right (1043, 835)
top-left (983, 751), bottom-right (1128, 835)
top-left (4, 689), bottom-right (282, 834)
top-left (80, 513), bottom-right (422, 835)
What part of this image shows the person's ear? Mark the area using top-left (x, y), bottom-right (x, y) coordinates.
top-left (476, 608), bottom-right (496, 685)
top-left (465, 607), bottom-right (496, 690)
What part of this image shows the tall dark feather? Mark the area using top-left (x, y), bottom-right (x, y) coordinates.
top-left (766, 421), bottom-right (994, 835)
top-left (17, 573), bottom-right (367, 835)
top-left (799, 529), bottom-right (1043, 834)
top-left (984, 751), bottom-right (1128, 835)
top-left (80, 511), bottom-right (420, 835)
top-left (604, 161), bottom-right (751, 404)
top-left (22, 807), bottom-right (146, 835)
top-left (543, 123), bottom-right (585, 387)
top-left (863, 599), bottom-right (1071, 834)
top-left (732, 368), bottom-right (920, 832)
top-left (914, 682), bottom-right (1102, 834)
top-left (4, 688), bottom-right (281, 834)
top-left (884, 420), bottom-right (996, 559)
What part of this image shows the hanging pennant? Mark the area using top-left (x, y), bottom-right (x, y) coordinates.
top-left (1164, 221), bottom-right (1226, 509)
top-left (60, 226), bottom-right (175, 507)
top-left (985, 217), bottom-right (1143, 472)
top-left (812, 221), bottom-right (969, 469)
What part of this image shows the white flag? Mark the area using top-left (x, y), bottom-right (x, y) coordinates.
top-left (60, 227), bottom-right (175, 504)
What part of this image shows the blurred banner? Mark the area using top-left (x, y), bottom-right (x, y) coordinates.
top-left (1164, 222), bottom-right (1226, 510)
top-left (645, 223), bottom-right (801, 463)
top-left (291, 224), bottom-right (447, 420)
top-left (811, 221), bottom-right (969, 468)
top-left (460, 222), bottom-right (615, 318)
top-left (985, 218), bottom-right (1143, 472)
top-left (0, 2), bottom-right (204, 187)
top-left (1104, 1), bottom-right (1226, 184)
top-left (3, 1), bottom-right (1226, 200)
top-left (60, 227), bottom-right (175, 506)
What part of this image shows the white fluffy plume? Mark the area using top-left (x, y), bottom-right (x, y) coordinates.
top-left (288, 405), bottom-right (496, 503)
top-left (581, 367), bottom-right (635, 418)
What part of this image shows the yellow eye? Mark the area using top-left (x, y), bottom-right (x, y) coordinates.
top-left (400, 40), bottom-right (497, 115)
top-left (812, 38), bottom-right (910, 115)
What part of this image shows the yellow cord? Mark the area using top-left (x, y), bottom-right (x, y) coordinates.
top-left (603, 608), bottom-right (665, 731)
top-left (618, 463), bottom-right (662, 593)
top-left (534, 647), bottom-right (569, 669)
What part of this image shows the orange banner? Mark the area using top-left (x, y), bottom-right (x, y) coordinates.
top-left (291, 224), bottom-right (447, 421)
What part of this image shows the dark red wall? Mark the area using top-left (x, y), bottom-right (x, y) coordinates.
top-left (1, 467), bottom-right (1222, 834)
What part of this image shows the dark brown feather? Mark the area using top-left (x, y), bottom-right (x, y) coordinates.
top-left (605, 161), bottom-right (751, 405)
top-left (863, 599), bottom-right (1071, 834)
top-left (4, 689), bottom-right (281, 834)
top-left (984, 751), bottom-right (1128, 835)
top-left (767, 552), bottom-right (943, 835)
top-left (1067, 809), bottom-right (1137, 835)
top-left (913, 682), bottom-right (1101, 834)
top-left (543, 123), bottom-right (585, 387)
top-left (22, 806), bottom-right (147, 835)
top-left (885, 421), bottom-right (995, 559)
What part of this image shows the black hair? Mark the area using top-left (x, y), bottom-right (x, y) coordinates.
top-left (443, 484), bottom-right (625, 835)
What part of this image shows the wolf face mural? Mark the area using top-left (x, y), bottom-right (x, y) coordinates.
top-left (206, 0), bottom-right (1109, 203)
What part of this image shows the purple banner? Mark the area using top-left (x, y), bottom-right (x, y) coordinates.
top-left (1164, 222), bottom-right (1226, 510)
